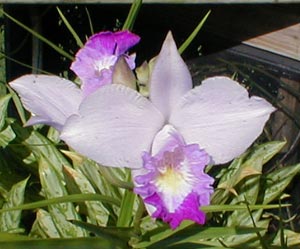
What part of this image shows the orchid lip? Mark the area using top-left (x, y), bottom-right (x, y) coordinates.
top-left (133, 125), bottom-right (214, 229)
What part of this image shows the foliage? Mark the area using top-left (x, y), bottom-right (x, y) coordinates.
top-left (0, 1), bottom-right (299, 248)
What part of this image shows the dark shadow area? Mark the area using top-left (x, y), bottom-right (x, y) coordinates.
top-left (4, 3), bottom-right (300, 81)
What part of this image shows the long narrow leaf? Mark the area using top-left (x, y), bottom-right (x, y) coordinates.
top-left (122, 0), bottom-right (142, 31)
top-left (2, 10), bottom-right (73, 61)
top-left (0, 194), bottom-right (120, 213)
top-left (178, 10), bottom-right (211, 54)
top-left (0, 237), bottom-right (126, 249)
top-left (56, 7), bottom-right (84, 48)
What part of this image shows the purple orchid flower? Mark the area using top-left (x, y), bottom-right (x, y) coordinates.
top-left (60, 32), bottom-right (275, 168)
top-left (58, 32), bottom-right (275, 228)
top-left (9, 30), bottom-right (140, 131)
top-left (9, 32), bottom-right (275, 229)
top-left (71, 30), bottom-right (140, 97)
top-left (134, 125), bottom-right (214, 229)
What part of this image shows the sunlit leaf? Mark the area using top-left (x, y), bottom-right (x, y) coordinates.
top-left (0, 124), bottom-right (16, 148)
top-left (0, 194), bottom-right (120, 214)
top-left (38, 157), bottom-right (87, 237)
top-left (63, 166), bottom-right (109, 226)
top-left (0, 94), bottom-right (11, 130)
top-left (272, 229), bottom-right (300, 248)
top-left (0, 237), bottom-right (126, 249)
top-left (0, 177), bottom-right (29, 232)
top-left (29, 209), bottom-right (60, 238)
top-left (263, 163), bottom-right (300, 204)
top-left (136, 225), bottom-right (264, 248)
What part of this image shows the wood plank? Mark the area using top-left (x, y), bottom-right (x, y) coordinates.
top-left (244, 23), bottom-right (300, 61)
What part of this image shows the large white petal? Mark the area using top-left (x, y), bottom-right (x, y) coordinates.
top-left (170, 76), bottom-right (275, 164)
top-left (149, 32), bottom-right (192, 119)
top-left (9, 75), bottom-right (82, 131)
top-left (61, 84), bottom-right (164, 169)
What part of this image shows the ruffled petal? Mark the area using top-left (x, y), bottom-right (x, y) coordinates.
top-left (170, 76), bottom-right (276, 164)
top-left (146, 192), bottom-right (207, 229)
top-left (9, 75), bottom-right (82, 131)
top-left (85, 31), bottom-right (140, 56)
top-left (134, 127), bottom-right (214, 229)
top-left (60, 84), bottom-right (164, 169)
top-left (149, 32), bottom-right (193, 119)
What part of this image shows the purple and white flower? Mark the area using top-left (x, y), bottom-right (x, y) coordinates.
top-left (134, 125), bottom-right (214, 229)
top-left (59, 32), bottom-right (274, 227)
top-left (9, 30), bottom-right (140, 131)
top-left (9, 31), bottom-right (275, 228)
top-left (71, 30), bottom-right (140, 97)
top-left (60, 32), bottom-right (275, 168)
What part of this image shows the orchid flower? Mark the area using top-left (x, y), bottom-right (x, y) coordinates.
top-left (10, 31), bottom-right (275, 229)
top-left (59, 32), bottom-right (275, 228)
top-left (9, 30), bottom-right (140, 131)
top-left (71, 30), bottom-right (140, 97)
top-left (60, 32), bottom-right (275, 168)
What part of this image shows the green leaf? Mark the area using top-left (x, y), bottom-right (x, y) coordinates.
top-left (8, 86), bottom-right (27, 125)
top-left (218, 220), bottom-right (270, 248)
top-left (148, 226), bottom-right (265, 249)
top-left (213, 141), bottom-right (285, 205)
top-left (10, 123), bottom-right (71, 178)
top-left (56, 7), bottom-right (83, 48)
top-left (178, 10), bottom-right (210, 54)
top-left (63, 166), bottom-right (109, 226)
top-left (117, 171), bottom-right (136, 227)
top-left (0, 177), bottom-right (29, 232)
top-left (0, 237), bottom-right (127, 249)
top-left (38, 157), bottom-right (87, 237)
top-left (0, 94), bottom-right (11, 130)
top-left (0, 194), bottom-right (120, 214)
top-left (272, 229), bottom-right (300, 248)
top-left (71, 220), bottom-right (134, 241)
top-left (122, 0), bottom-right (142, 31)
top-left (136, 221), bottom-right (194, 248)
top-left (0, 232), bottom-right (30, 241)
top-left (29, 209), bottom-right (60, 238)
top-left (263, 163), bottom-right (300, 204)
top-left (135, 224), bottom-right (264, 248)
top-left (200, 204), bottom-right (290, 213)
top-left (117, 189), bottom-right (136, 227)
top-left (0, 124), bottom-right (16, 148)
top-left (2, 10), bottom-right (73, 61)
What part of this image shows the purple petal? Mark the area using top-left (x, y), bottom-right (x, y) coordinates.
top-left (60, 84), bottom-right (164, 169)
top-left (85, 31), bottom-right (140, 56)
top-left (146, 192), bottom-right (207, 229)
top-left (149, 32), bottom-right (193, 119)
top-left (9, 75), bottom-right (82, 131)
top-left (71, 30), bottom-right (140, 97)
top-left (134, 129), bottom-right (214, 229)
top-left (170, 76), bottom-right (276, 164)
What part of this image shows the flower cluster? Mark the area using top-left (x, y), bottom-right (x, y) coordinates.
top-left (9, 30), bottom-right (275, 229)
